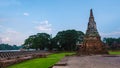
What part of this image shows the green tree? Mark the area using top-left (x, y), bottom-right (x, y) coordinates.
top-left (103, 37), bottom-right (120, 50)
top-left (54, 30), bottom-right (84, 51)
top-left (36, 33), bottom-right (51, 50)
top-left (23, 35), bottom-right (37, 49)
top-left (23, 33), bottom-right (51, 50)
top-left (0, 44), bottom-right (20, 50)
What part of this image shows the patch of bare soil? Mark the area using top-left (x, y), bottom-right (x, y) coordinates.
top-left (53, 55), bottom-right (120, 68)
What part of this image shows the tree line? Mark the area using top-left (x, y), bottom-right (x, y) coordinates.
top-left (103, 37), bottom-right (120, 50)
top-left (0, 44), bottom-right (21, 50)
top-left (23, 30), bottom-right (84, 51)
top-left (23, 29), bottom-right (120, 51)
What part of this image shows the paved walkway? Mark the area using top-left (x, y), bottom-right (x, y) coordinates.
top-left (53, 55), bottom-right (120, 68)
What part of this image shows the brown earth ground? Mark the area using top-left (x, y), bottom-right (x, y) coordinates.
top-left (53, 55), bottom-right (120, 68)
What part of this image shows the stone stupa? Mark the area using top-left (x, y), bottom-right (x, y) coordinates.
top-left (77, 9), bottom-right (108, 55)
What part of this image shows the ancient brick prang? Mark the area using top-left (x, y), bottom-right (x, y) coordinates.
top-left (77, 9), bottom-right (108, 55)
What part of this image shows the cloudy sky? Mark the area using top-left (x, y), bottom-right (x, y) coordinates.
top-left (0, 0), bottom-right (120, 45)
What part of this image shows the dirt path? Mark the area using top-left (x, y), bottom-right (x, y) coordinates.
top-left (53, 55), bottom-right (120, 68)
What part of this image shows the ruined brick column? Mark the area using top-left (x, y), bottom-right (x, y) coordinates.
top-left (78, 9), bottom-right (108, 55)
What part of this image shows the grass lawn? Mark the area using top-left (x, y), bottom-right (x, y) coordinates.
top-left (8, 52), bottom-right (74, 68)
top-left (109, 51), bottom-right (120, 55)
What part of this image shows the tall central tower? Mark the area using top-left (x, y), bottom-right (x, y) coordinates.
top-left (78, 9), bottom-right (108, 55)
top-left (86, 9), bottom-right (99, 37)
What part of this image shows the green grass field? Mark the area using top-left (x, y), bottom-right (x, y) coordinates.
top-left (109, 51), bottom-right (120, 55)
top-left (8, 52), bottom-right (74, 68)
top-left (7, 51), bottom-right (120, 68)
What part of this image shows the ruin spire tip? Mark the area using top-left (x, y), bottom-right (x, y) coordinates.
top-left (90, 9), bottom-right (93, 17)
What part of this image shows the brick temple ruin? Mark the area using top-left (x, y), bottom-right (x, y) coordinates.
top-left (0, 51), bottom-right (51, 68)
top-left (77, 9), bottom-right (108, 55)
